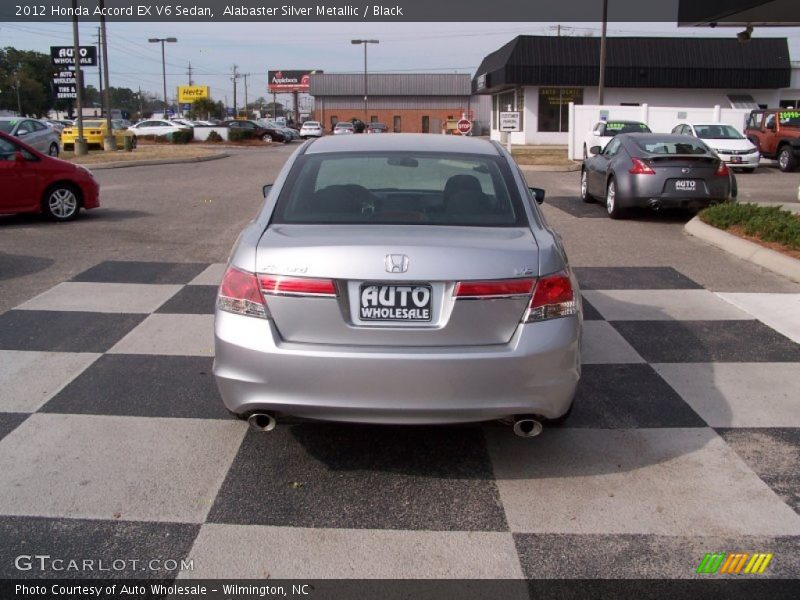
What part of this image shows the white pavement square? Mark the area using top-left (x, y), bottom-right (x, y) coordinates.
top-left (581, 321), bottom-right (645, 364)
top-left (583, 290), bottom-right (755, 321)
top-left (0, 350), bottom-right (100, 413)
top-left (487, 428), bottom-right (800, 536)
top-left (652, 363), bottom-right (800, 428)
top-left (181, 524), bottom-right (525, 579)
top-left (188, 264), bottom-right (226, 286)
top-left (108, 314), bottom-right (215, 356)
top-left (15, 282), bottom-right (182, 314)
top-left (717, 293), bottom-right (800, 344)
top-left (0, 414), bottom-right (246, 523)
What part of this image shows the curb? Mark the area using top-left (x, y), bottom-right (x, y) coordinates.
top-left (685, 216), bottom-right (800, 284)
top-left (83, 152), bottom-right (230, 170)
top-left (518, 163), bottom-right (582, 173)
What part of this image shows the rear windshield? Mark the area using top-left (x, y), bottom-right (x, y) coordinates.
top-left (605, 122), bottom-right (650, 136)
top-left (0, 121), bottom-right (17, 133)
top-left (634, 139), bottom-right (708, 155)
top-left (694, 125), bottom-right (744, 139)
top-left (273, 152), bottom-right (525, 226)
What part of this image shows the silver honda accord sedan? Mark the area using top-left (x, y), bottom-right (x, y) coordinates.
top-left (214, 134), bottom-right (582, 434)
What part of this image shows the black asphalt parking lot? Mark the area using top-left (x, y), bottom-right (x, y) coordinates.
top-left (0, 145), bottom-right (799, 592)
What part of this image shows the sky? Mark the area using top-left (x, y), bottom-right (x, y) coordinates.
top-left (1, 20), bottom-right (799, 108)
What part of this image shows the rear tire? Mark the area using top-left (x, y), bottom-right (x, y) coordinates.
top-left (580, 169), bottom-right (593, 203)
top-left (42, 183), bottom-right (81, 221)
top-left (261, 134), bottom-right (272, 143)
top-left (48, 143), bottom-right (59, 157)
top-left (778, 146), bottom-right (798, 172)
top-left (605, 178), bottom-right (626, 219)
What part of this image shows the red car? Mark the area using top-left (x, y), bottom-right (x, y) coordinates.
top-left (0, 130), bottom-right (99, 221)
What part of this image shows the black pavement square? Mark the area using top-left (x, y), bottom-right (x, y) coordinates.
top-left (155, 285), bottom-right (218, 314)
top-left (574, 267), bottom-right (702, 290)
top-left (514, 533), bottom-right (800, 579)
top-left (71, 261), bottom-right (208, 284)
top-left (208, 424), bottom-right (508, 531)
top-left (612, 320), bottom-right (800, 363)
top-left (0, 311), bottom-right (145, 353)
top-left (581, 297), bottom-right (603, 321)
top-left (716, 428), bottom-right (800, 515)
top-left (0, 516), bottom-right (199, 579)
top-left (547, 197), bottom-right (607, 218)
top-left (564, 364), bottom-right (706, 428)
top-left (0, 413), bottom-right (28, 443)
top-left (42, 355), bottom-right (227, 419)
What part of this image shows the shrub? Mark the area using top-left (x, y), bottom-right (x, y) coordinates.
top-left (206, 130), bottom-right (223, 142)
top-left (228, 128), bottom-right (255, 142)
top-left (700, 202), bottom-right (800, 250)
top-left (169, 129), bottom-right (193, 144)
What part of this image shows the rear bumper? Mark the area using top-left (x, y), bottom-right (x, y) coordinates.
top-left (717, 152), bottom-right (760, 168)
top-left (213, 310), bottom-right (581, 424)
top-left (616, 175), bottom-right (732, 209)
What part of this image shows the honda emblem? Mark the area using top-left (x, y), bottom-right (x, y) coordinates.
top-left (385, 254), bottom-right (409, 273)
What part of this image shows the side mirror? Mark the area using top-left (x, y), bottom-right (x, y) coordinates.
top-left (262, 184), bottom-right (273, 198)
top-left (589, 146), bottom-right (602, 156)
top-left (529, 187), bottom-right (545, 204)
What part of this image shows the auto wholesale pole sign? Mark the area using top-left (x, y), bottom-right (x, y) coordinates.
top-left (50, 46), bottom-right (97, 67)
top-left (268, 70), bottom-right (322, 93)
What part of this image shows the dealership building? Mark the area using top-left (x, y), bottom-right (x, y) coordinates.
top-left (473, 35), bottom-right (799, 144)
top-left (308, 73), bottom-right (490, 134)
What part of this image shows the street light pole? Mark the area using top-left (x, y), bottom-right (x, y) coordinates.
top-left (351, 39), bottom-right (379, 124)
top-left (598, 0), bottom-right (608, 105)
top-left (148, 37), bottom-right (177, 118)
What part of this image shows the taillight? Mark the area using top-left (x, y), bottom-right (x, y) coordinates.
top-left (715, 161), bottom-right (730, 176)
top-left (258, 275), bottom-right (336, 297)
top-left (629, 158), bottom-right (656, 175)
top-left (454, 278), bottom-right (535, 298)
top-left (217, 266), bottom-right (268, 319)
top-left (524, 271), bottom-right (576, 322)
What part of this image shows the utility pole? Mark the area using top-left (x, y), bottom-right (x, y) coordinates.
top-left (231, 65), bottom-right (240, 117)
top-left (187, 60), bottom-right (193, 85)
top-left (272, 91), bottom-right (277, 118)
top-left (242, 73), bottom-right (249, 117)
top-left (96, 27), bottom-right (103, 113)
top-left (351, 40), bottom-right (379, 123)
top-left (71, 0), bottom-right (87, 155)
top-left (598, 0), bottom-right (608, 105)
top-left (99, 1), bottom-right (114, 150)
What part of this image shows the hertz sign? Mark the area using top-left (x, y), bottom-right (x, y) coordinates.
top-left (177, 86), bottom-right (209, 103)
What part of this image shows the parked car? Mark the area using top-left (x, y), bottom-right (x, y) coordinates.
top-left (744, 108), bottom-right (800, 172)
top-left (257, 119), bottom-right (298, 141)
top-left (333, 122), bottom-right (355, 135)
top-left (223, 119), bottom-right (288, 143)
top-left (0, 130), bottom-right (99, 221)
top-left (45, 120), bottom-right (66, 137)
top-left (366, 123), bottom-right (388, 134)
top-left (583, 120), bottom-right (651, 159)
top-left (61, 119), bottom-right (137, 150)
top-left (127, 119), bottom-right (190, 138)
top-left (581, 133), bottom-right (736, 219)
top-left (0, 117), bottom-right (61, 157)
top-left (171, 118), bottom-right (198, 129)
top-left (299, 121), bottom-right (324, 139)
top-left (671, 122), bottom-right (759, 172)
top-left (214, 134), bottom-right (581, 435)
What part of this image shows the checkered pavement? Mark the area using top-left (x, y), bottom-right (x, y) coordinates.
top-left (0, 261), bottom-right (799, 582)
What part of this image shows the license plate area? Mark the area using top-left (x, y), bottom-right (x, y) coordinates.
top-left (667, 179), bottom-right (706, 194)
top-left (358, 283), bottom-right (433, 322)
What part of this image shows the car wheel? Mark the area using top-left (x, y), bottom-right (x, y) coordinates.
top-left (261, 134), bottom-right (272, 143)
top-left (778, 146), bottom-right (798, 172)
top-left (605, 178), bottom-right (626, 219)
top-left (131, 136), bottom-right (138, 150)
top-left (48, 143), bottom-right (59, 157)
top-left (42, 183), bottom-right (81, 221)
top-left (580, 169), bottom-right (593, 203)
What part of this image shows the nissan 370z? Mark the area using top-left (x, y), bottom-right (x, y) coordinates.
top-left (213, 134), bottom-right (582, 436)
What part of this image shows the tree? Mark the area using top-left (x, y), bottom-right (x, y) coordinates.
top-left (191, 97), bottom-right (221, 120)
top-left (0, 47), bottom-right (56, 116)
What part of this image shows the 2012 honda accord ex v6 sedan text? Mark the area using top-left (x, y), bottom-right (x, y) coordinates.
top-left (214, 134), bottom-right (582, 436)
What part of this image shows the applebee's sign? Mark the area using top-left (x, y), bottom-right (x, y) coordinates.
top-left (268, 70), bottom-right (322, 93)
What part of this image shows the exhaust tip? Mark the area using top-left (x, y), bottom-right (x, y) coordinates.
top-left (512, 417), bottom-right (543, 438)
top-left (648, 199), bottom-right (662, 211)
top-left (247, 412), bottom-right (277, 432)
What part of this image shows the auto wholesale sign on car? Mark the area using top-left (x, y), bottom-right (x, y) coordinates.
top-left (267, 70), bottom-right (322, 93)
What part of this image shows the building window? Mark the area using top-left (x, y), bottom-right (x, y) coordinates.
top-left (780, 99), bottom-right (799, 109)
top-left (620, 103), bottom-right (640, 107)
top-left (393, 115), bottom-right (401, 133)
top-left (493, 89), bottom-right (524, 131)
top-left (370, 116), bottom-right (378, 123)
top-left (422, 116), bottom-right (430, 133)
top-left (538, 87), bottom-right (583, 132)
top-left (330, 116), bottom-right (338, 128)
